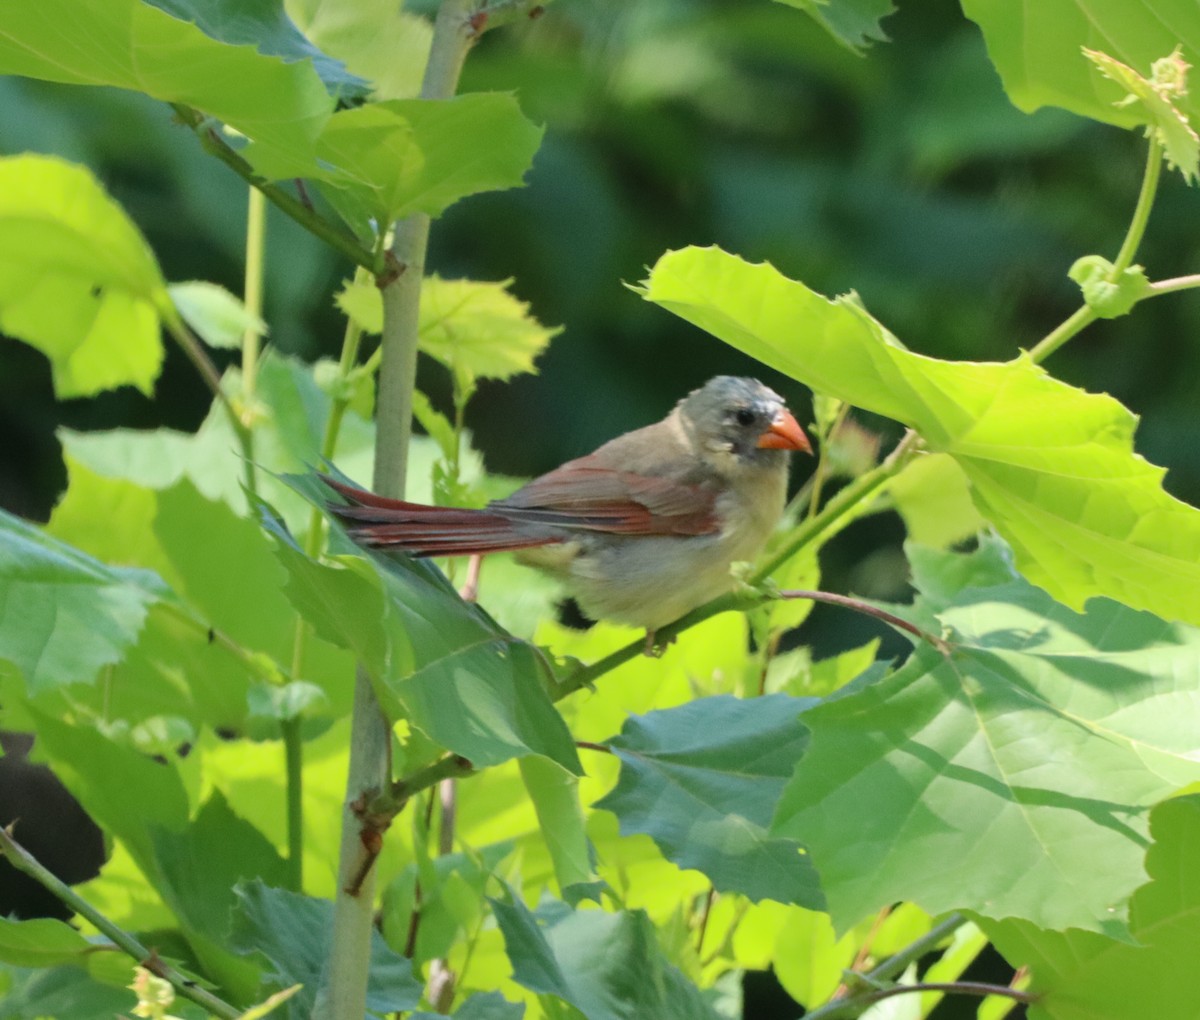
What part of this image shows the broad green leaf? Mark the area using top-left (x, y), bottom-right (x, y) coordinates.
top-left (772, 551), bottom-right (1200, 936)
top-left (772, 908), bottom-right (856, 1009)
top-left (286, 0), bottom-right (432, 100)
top-left (491, 894), bottom-right (721, 1020)
top-left (408, 992), bottom-right (524, 1019)
top-left (0, 917), bottom-right (92, 968)
top-left (773, 0), bottom-right (895, 52)
top-left (142, 0), bottom-right (367, 96)
top-left (639, 246), bottom-right (1200, 628)
top-left (597, 695), bottom-right (823, 908)
top-left (986, 796), bottom-right (1200, 1020)
top-left (266, 491), bottom-right (581, 772)
top-left (306, 95), bottom-right (544, 224)
top-left (418, 276), bottom-right (561, 386)
top-left (169, 281), bottom-right (267, 350)
top-left (0, 967), bottom-right (143, 1020)
top-left (962, 0), bottom-right (1200, 132)
top-left (61, 353), bottom-right (376, 526)
top-left (154, 480), bottom-right (355, 714)
top-left (888, 453), bottom-right (985, 548)
top-left (339, 273), bottom-right (559, 385)
top-left (518, 756), bottom-right (596, 903)
top-left (0, 155), bottom-right (168, 397)
top-left (0, 0), bottom-right (334, 180)
top-left (230, 880), bottom-right (422, 1018)
top-left (0, 508), bottom-right (164, 693)
top-left (28, 710), bottom-right (190, 876)
top-left (149, 793), bottom-right (289, 1000)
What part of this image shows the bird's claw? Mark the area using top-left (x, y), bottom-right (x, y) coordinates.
top-left (642, 630), bottom-right (676, 657)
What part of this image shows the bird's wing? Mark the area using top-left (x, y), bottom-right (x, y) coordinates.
top-left (495, 454), bottom-right (720, 537)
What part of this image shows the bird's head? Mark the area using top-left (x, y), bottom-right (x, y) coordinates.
top-left (677, 376), bottom-right (811, 472)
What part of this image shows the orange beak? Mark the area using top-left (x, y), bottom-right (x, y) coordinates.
top-left (757, 408), bottom-right (812, 453)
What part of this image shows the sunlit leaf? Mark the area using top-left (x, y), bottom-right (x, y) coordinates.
top-left (142, 0), bottom-right (366, 95)
top-left (773, 543), bottom-right (1200, 936)
top-left (961, 0), bottom-right (1200, 134)
top-left (169, 281), bottom-right (267, 350)
top-left (597, 695), bottom-right (822, 908)
top-left (0, 155), bottom-right (168, 397)
top-left (986, 796), bottom-right (1200, 1020)
top-left (639, 245), bottom-right (1200, 628)
top-left (286, 0), bottom-right (432, 100)
top-left (0, 0), bottom-right (335, 181)
top-left (888, 453), bottom-right (985, 548)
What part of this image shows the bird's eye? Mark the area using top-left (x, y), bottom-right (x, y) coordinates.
top-left (734, 408), bottom-right (756, 427)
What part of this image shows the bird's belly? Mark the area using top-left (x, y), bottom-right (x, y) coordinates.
top-left (562, 531), bottom-right (756, 632)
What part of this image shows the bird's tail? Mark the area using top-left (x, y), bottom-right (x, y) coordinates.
top-left (322, 475), bottom-right (559, 556)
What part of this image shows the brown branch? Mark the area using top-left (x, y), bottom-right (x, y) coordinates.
top-left (776, 589), bottom-right (953, 654)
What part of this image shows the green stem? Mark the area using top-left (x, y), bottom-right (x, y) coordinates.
top-left (281, 716), bottom-right (304, 891)
top-left (1029, 137), bottom-right (1164, 365)
top-left (0, 826), bottom-right (241, 1020)
top-left (242, 186), bottom-right (267, 402)
top-left (170, 104), bottom-right (377, 274)
top-left (1027, 304), bottom-right (1098, 365)
top-left (161, 314), bottom-right (257, 496)
top-left (319, 3), bottom-right (477, 1018)
top-left (1112, 138), bottom-right (1163, 275)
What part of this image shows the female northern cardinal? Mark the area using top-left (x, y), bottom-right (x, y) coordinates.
top-left (325, 376), bottom-right (811, 641)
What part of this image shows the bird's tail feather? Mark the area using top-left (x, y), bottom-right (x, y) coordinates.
top-left (322, 475), bottom-right (559, 556)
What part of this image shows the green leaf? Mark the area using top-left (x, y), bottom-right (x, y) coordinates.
top-left (169, 281), bottom-right (267, 350)
top-left (142, 0), bottom-right (367, 96)
top-left (772, 553), bottom-right (1200, 936)
top-left (0, 0), bottom-right (335, 183)
top-left (266, 491), bottom-right (581, 772)
top-left (986, 796), bottom-right (1200, 1020)
top-left (0, 508), bottom-right (164, 693)
top-left (0, 916), bottom-right (92, 967)
top-left (1083, 47), bottom-right (1198, 183)
top-left (0, 155), bottom-right (168, 397)
top-left (28, 709), bottom-right (190, 876)
top-left (307, 95), bottom-right (544, 224)
top-left (418, 276), bottom-right (561, 386)
top-left (961, 0), bottom-right (1200, 134)
top-left (772, 0), bottom-right (895, 53)
top-left (491, 894), bottom-right (721, 1020)
top-left (0, 967), bottom-right (141, 1020)
top-left (888, 453), bottom-right (985, 548)
top-left (338, 274), bottom-right (559, 385)
top-left (150, 792), bottom-right (289, 1000)
top-left (408, 992), bottom-right (525, 1019)
top-left (288, 0), bottom-right (432, 101)
top-left (1068, 255), bottom-right (1151, 319)
top-left (597, 695), bottom-right (823, 908)
top-left (518, 756), bottom-right (596, 903)
top-left (230, 880), bottom-right (422, 1017)
top-left (639, 245), bottom-right (1200, 628)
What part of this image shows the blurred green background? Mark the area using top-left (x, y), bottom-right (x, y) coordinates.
top-left (5, 0), bottom-right (1198, 1013)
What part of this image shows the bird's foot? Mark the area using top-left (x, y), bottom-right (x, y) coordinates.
top-left (642, 630), bottom-right (675, 657)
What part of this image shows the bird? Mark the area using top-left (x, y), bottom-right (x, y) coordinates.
top-left (324, 376), bottom-right (811, 648)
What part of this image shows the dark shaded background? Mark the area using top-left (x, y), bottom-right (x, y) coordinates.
top-left (4, 0), bottom-right (1199, 1013)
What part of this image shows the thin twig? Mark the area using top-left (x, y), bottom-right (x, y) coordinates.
top-left (813, 980), bottom-right (1037, 1018)
top-left (0, 825), bottom-right (241, 1020)
top-left (170, 104), bottom-right (376, 274)
top-left (776, 590), bottom-right (952, 654)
